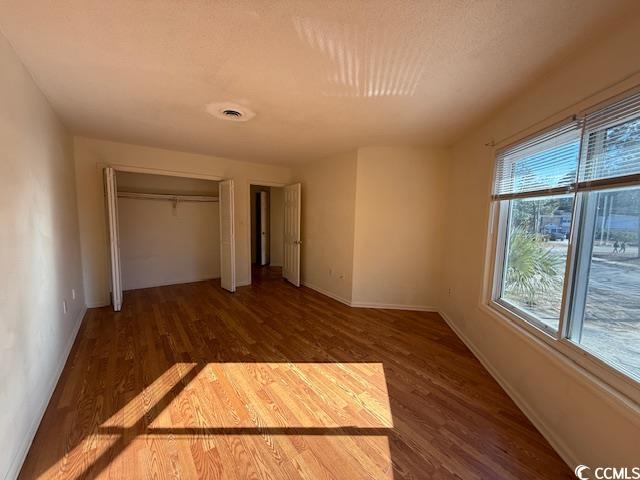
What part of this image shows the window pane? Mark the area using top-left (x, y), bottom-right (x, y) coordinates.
top-left (494, 123), bottom-right (580, 197)
top-left (579, 97), bottom-right (640, 183)
top-left (500, 195), bottom-right (573, 331)
top-left (570, 186), bottom-right (640, 379)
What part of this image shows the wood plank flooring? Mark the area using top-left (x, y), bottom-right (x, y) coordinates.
top-left (20, 267), bottom-right (572, 479)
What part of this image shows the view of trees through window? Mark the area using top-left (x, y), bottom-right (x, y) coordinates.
top-left (494, 108), bottom-right (640, 381)
top-left (502, 195), bottom-right (573, 330)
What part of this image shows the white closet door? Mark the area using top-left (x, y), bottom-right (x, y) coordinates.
top-left (104, 167), bottom-right (123, 311)
top-left (219, 179), bottom-right (236, 292)
top-left (283, 183), bottom-right (301, 287)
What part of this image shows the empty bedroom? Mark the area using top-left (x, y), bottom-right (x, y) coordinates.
top-left (1, 1), bottom-right (640, 479)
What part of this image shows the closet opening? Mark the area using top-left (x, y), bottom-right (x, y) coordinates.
top-left (104, 167), bottom-right (236, 311)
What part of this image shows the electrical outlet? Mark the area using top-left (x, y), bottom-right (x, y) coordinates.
top-left (62, 300), bottom-right (68, 314)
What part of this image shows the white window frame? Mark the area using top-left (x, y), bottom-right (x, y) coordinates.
top-left (483, 92), bottom-right (640, 406)
top-left (490, 195), bottom-right (576, 339)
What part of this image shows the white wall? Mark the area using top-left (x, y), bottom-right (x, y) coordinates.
top-left (117, 172), bottom-right (220, 290)
top-left (270, 186), bottom-right (284, 267)
top-left (441, 15), bottom-right (640, 467)
top-left (293, 151), bottom-right (358, 303)
top-left (351, 146), bottom-right (448, 310)
top-left (119, 198), bottom-right (220, 290)
top-left (74, 137), bottom-right (292, 306)
top-left (0, 34), bottom-right (85, 479)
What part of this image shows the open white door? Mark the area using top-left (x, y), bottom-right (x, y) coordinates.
top-left (283, 183), bottom-right (301, 286)
top-left (219, 179), bottom-right (236, 292)
top-left (104, 167), bottom-right (123, 311)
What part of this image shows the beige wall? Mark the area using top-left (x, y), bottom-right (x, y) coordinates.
top-left (0, 34), bottom-right (85, 479)
top-left (74, 137), bottom-right (292, 306)
top-left (352, 146), bottom-right (448, 309)
top-left (117, 173), bottom-right (220, 290)
top-left (441, 16), bottom-right (640, 467)
top-left (119, 198), bottom-right (220, 290)
top-left (293, 152), bottom-right (358, 303)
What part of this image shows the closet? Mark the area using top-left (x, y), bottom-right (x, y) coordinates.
top-left (104, 168), bottom-right (236, 311)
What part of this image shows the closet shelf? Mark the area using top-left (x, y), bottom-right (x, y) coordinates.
top-left (117, 191), bottom-right (219, 202)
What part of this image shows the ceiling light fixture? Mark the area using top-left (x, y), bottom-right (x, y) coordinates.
top-left (206, 102), bottom-right (255, 122)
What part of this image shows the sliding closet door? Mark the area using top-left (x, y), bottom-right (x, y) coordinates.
top-left (104, 167), bottom-right (123, 311)
top-left (219, 179), bottom-right (236, 292)
top-left (283, 182), bottom-right (301, 287)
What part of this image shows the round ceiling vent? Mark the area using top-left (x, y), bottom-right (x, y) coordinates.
top-left (206, 102), bottom-right (256, 122)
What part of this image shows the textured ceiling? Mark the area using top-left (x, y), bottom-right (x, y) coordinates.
top-left (1, 0), bottom-right (638, 164)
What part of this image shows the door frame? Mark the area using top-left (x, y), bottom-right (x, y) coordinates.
top-left (105, 163), bottom-right (224, 182)
top-left (247, 180), bottom-right (287, 285)
top-left (102, 163), bottom-right (227, 308)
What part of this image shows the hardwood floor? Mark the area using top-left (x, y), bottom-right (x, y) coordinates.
top-left (20, 267), bottom-right (571, 479)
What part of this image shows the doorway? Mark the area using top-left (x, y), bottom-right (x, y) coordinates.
top-left (248, 182), bottom-right (301, 286)
top-left (250, 185), bottom-right (284, 280)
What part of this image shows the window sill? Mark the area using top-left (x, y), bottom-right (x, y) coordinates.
top-left (479, 301), bottom-right (640, 421)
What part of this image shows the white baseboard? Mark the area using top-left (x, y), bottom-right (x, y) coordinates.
top-left (300, 281), bottom-right (352, 306)
top-left (124, 274), bottom-right (221, 291)
top-left (351, 301), bottom-right (437, 312)
top-left (300, 281), bottom-right (437, 312)
top-left (438, 310), bottom-right (577, 469)
top-left (6, 304), bottom-right (87, 480)
top-left (86, 301), bottom-right (108, 308)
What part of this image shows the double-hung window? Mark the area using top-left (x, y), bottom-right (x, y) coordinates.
top-left (490, 89), bottom-right (640, 389)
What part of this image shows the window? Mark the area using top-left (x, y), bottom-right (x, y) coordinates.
top-left (490, 89), bottom-right (640, 387)
top-left (492, 121), bottom-right (581, 335)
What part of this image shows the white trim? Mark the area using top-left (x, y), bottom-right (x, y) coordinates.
top-left (247, 179), bottom-right (287, 188)
top-left (107, 163), bottom-right (224, 182)
top-left (122, 275), bottom-right (221, 292)
top-left (300, 281), bottom-right (437, 312)
top-left (301, 281), bottom-right (352, 306)
top-left (350, 301), bottom-right (437, 312)
top-left (438, 309), bottom-right (578, 470)
top-left (87, 301), bottom-right (109, 309)
top-left (6, 304), bottom-right (87, 480)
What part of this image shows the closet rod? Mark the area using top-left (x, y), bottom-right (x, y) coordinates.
top-left (117, 191), bottom-right (219, 202)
